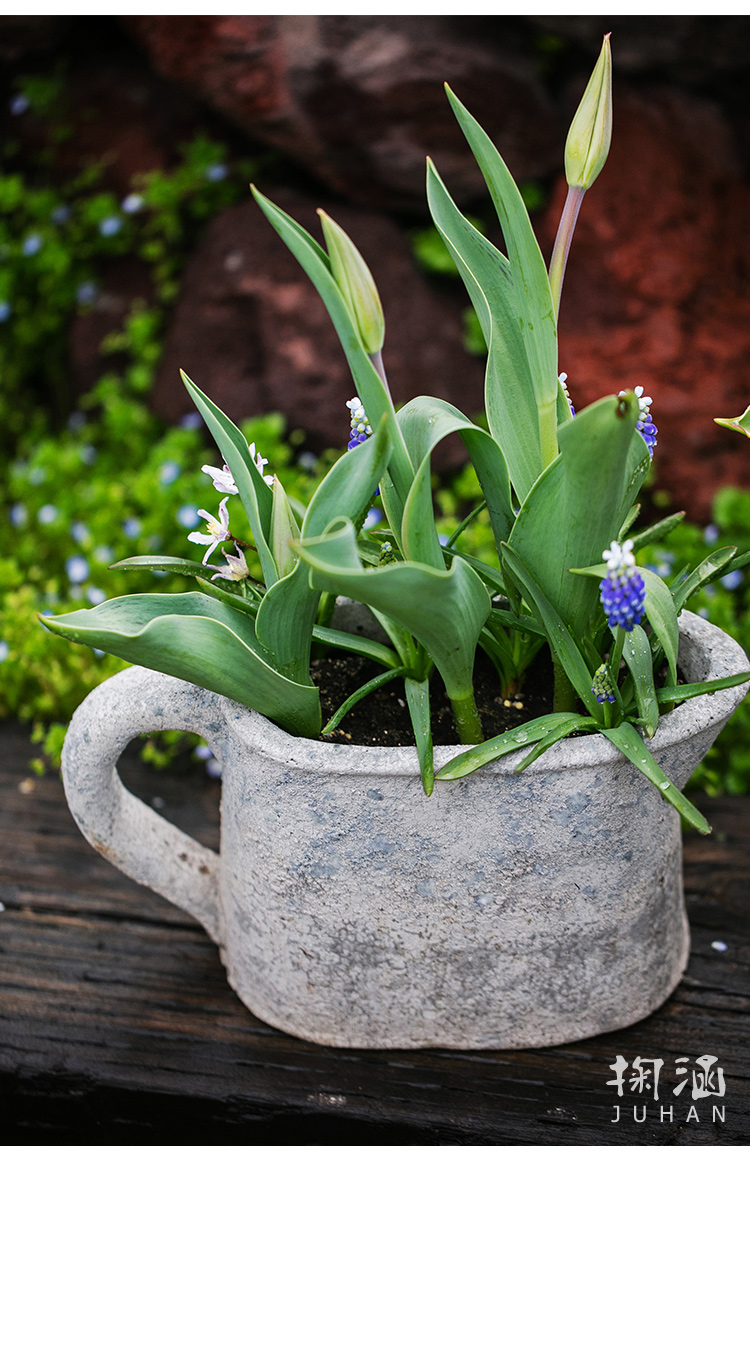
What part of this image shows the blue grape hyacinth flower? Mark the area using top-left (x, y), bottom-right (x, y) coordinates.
top-left (346, 396), bottom-right (372, 450)
top-left (592, 663), bottom-right (616, 704)
top-left (600, 538), bottom-right (646, 631)
top-left (619, 384), bottom-right (657, 457)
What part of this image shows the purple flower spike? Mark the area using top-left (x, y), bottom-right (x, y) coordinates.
top-left (600, 539), bottom-right (646, 631)
top-left (619, 384), bottom-right (658, 458)
top-left (346, 396), bottom-right (372, 451)
top-left (592, 663), bottom-right (616, 703)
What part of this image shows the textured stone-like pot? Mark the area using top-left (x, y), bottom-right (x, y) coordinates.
top-left (61, 611), bottom-right (748, 1050)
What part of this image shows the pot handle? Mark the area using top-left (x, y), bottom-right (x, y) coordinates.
top-left (61, 665), bottom-right (226, 944)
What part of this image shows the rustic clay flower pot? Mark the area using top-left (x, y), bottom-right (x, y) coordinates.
top-left (61, 610), bottom-right (747, 1050)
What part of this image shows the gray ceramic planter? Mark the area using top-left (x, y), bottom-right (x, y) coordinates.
top-left (61, 610), bottom-right (747, 1050)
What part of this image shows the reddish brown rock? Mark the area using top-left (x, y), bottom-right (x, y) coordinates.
top-left (544, 87), bottom-right (750, 520)
top-left (126, 15), bottom-right (561, 211)
top-left (150, 190), bottom-right (484, 464)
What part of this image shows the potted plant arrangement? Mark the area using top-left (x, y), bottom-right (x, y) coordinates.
top-left (45, 38), bottom-right (750, 1049)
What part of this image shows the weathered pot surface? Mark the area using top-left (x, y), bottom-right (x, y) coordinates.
top-left (61, 610), bottom-right (748, 1050)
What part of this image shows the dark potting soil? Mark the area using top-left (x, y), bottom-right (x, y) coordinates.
top-left (312, 646), bottom-right (555, 748)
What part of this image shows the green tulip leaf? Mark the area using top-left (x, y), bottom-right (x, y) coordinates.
top-left (510, 392), bottom-right (645, 640)
top-left (181, 371), bottom-right (277, 588)
top-left (293, 518), bottom-right (490, 704)
top-left (425, 162), bottom-right (542, 500)
top-left (500, 544), bottom-right (600, 717)
top-left (254, 414), bottom-right (394, 681)
top-left (398, 394), bottom-right (514, 550)
top-left (250, 186), bottom-right (414, 520)
top-left (445, 85), bottom-right (559, 470)
top-left (41, 592), bottom-right (321, 737)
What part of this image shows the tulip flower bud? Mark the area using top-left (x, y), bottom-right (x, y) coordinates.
top-left (564, 34), bottom-right (612, 191)
top-left (270, 475), bottom-right (300, 579)
top-left (318, 210), bottom-right (385, 355)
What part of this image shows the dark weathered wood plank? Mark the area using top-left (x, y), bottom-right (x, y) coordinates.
top-left (0, 722), bottom-right (747, 1144)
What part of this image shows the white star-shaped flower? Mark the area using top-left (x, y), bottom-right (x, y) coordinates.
top-left (211, 544), bottom-right (251, 582)
top-left (188, 497), bottom-right (231, 563)
top-left (201, 461), bottom-right (238, 494)
top-left (602, 538), bottom-right (636, 572)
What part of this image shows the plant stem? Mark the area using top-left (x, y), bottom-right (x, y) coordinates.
top-left (370, 348), bottom-right (393, 401)
top-left (548, 184), bottom-right (585, 323)
top-left (608, 626), bottom-right (626, 682)
top-left (450, 692), bottom-right (484, 745)
top-left (552, 656), bottom-right (579, 713)
top-left (316, 592), bottom-right (336, 627)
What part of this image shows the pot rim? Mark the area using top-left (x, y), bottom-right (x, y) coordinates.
top-left (224, 610), bottom-right (749, 778)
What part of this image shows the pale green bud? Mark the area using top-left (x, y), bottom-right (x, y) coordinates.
top-left (715, 404), bottom-right (750, 438)
top-left (564, 33), bottom-right (612, 191)
top-left (270, 475), bottom-right (300, 579)
top-left (318, 210), bottom-right (385, 354)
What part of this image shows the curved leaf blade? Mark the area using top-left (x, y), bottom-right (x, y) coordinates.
top-left (425, 161), bottom-right (542, 499)
top-left (500, 544), bottom-right (600, 718)
top-left (181, 371), bottom-right (277, 588)
top-left (601, 722), bottom-right (710, 834)
top-left (509, 392), bottom-right (643, 639)
top-left (622, 623), bottom-right (659, 738)
top-left (41, 593), bottom-right (321, 737)
top-left (515, 714), bottom-right (597, 772)
top-left (444, 85), bottom-right (558, 461)
top-left (398, 394), bottom-right (514, 551)
top-left (294, 520), bottom-right (491, 702)
top-left (254, 417), bottom-right (394, 681)
top-left (405, 677), bottom-right (435, 796)
top-left (250, 186), bottom-right (414, 518)
top-left (657, 670), bottom-right (750, 708)
top-left (435, 712), bottom-right (585, 780)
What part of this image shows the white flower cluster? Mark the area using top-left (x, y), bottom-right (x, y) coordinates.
top-left (558, 372), bottom-right (575, 416)
top-left (618, 384), bottom-right (652, 427)
top-left (602, 539), bottom-right (636, 574)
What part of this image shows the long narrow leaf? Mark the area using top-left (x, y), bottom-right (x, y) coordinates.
top-left (311, 623), bottom-right (401, 669)
top-left (669, 546), bottom-right (737, 612)
top-left (110, 554), bottom-right (219, 579)
top-left (322, 665), bottom-right (408, 733)
top-left (515, 715), bottom-right (597, 772)
top-left (435, 712), bottom-right (585, 780)
top-left (500, 544), bottom-right (600, 717)
top-left (622, 623), bottom-right (659, 738)
top-left (444, 85), bottom-right (558, 464)
top-left (181, 372), bottom-right (277, 588)
top-left (630, 512), bottom-right (685, 551)
top-left (657, 670), bottom-right (750, 707)
top-left (405, 677), bottom-right (435, 796)
top-left (601, 722), bottom-right (710, 834)
top-left (425, 161), bottom-right (542, 499)
top-left (250, 186), bottom-right (414, 520)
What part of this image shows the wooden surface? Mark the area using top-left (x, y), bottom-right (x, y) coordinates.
top-left (1, 721), bottom-right (748, 1145)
